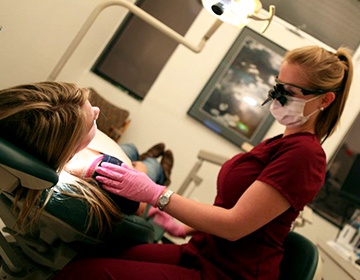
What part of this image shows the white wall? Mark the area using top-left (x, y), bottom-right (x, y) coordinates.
top-left (1, 0), bottom-right (360, 241)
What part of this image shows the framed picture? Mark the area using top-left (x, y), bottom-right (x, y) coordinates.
top-left (188, 27), bottom-right (286, 147)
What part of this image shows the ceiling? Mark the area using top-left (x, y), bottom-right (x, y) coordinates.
top-left (260, 0), bottom-right (360, 52)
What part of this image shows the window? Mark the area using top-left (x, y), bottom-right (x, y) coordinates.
top-left (92, 0), bottom-right (202, 100)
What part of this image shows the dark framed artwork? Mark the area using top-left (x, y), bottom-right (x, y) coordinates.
top-left (188, 27), bottom-right (286, 147)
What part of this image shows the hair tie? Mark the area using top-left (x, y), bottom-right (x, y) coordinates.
top-left (337, 54), bottom-right (347, 61)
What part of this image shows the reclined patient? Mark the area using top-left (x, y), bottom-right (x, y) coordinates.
top-left (0, 82), bottom-right (160, 246)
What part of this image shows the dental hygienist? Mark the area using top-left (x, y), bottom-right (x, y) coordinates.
top-left (56, 45), bottom-right (354, 280)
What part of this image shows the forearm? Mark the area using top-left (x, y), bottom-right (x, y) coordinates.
top-left (163, 181), bottom-right (291, 241)
top-left (163, 193), bottom-right (240, 241)
top-left (94, 163), bottom-right (290, 240)
top-left (183, 224), bottom-right (197, 236)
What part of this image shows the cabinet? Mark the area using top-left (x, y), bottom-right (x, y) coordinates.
top-left (317, 240), bottom-right (360, 280)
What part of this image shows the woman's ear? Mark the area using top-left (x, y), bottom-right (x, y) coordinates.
top-left (321, 92), bottom-right (336, 109)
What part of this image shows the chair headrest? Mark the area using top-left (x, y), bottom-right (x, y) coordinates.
top-left (0, 138), bottom-right (58, 192)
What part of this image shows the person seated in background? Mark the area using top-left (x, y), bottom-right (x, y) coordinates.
top-left (0, 81), bottom-right (183, 243)
top-left (121, 143), bottom-right (174, 187)
top-left (66, 142), bottom-right (173, 188)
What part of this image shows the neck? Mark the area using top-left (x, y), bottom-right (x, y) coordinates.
top-left (283, 124), bottom-right (315, 137)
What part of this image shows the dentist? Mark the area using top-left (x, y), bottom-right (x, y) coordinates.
top-left (57, 45), bottom-right (354, 280)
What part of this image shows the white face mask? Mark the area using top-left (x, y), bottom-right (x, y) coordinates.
top-left (270, 95), bottom-right (322, 128)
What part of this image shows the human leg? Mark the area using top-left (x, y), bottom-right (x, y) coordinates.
top-left (139, 143), bottom-right (165, 160)
top-left (141, 157), bottom-right (166, 185)
top-left (54, 244), bottom-right (201, 280)
top-left (118, 243), bottom-right (181, 263)
top-left (54, 258), bottom-right (201, 280)
top-left (119, 143), bottom-right (170, 185)
top-left (161, 150), bottom-right (174, 186)
top-left (119, 143), bottom-right (140, 162)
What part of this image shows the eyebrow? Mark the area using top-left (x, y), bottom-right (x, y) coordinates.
top-left (275, 77), bottom-right (343, 95)
top-left (275, 77), bottom-right (330, 95)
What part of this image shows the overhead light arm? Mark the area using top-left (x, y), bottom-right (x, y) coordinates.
top-left (47, 0), bottom-right (224, 81)
top-left (47, 0), bottom-right (275, 82)
top-left (248, 5), bottom-right (275, 33)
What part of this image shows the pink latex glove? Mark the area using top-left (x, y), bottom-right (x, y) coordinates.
top-left (95, 162), bottom-right (166, 207)
top-left (147, 206), bottom-right (186, 238)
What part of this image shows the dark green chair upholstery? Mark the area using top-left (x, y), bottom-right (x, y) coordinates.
top-left (279, 231), bottom-right (321, 280)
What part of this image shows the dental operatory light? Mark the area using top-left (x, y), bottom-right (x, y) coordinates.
top-left (47, 0), bottom-right (275, 81)
top-left (202, 0), bottom-right (275, 33)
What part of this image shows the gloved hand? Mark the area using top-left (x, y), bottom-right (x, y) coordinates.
top-left (147, 206), bottom-right (186, 238)
top-left (95, 162), bottom-right (166, 206)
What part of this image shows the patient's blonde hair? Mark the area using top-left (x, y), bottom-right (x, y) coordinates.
top-left (0, 82), bottom-right (122, 235)
top-left (284, 46), bottom-right (353, 142)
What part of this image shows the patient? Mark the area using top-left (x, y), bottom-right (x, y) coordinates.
top-left (65, 139), bottom-right (174, 216)
top-left (66, 141), bottom-right (174, 188)
top-left (0, 81), bottom-right (178, 240)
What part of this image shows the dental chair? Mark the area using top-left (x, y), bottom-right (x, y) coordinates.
top-left (0, 137), bottom-right (155, 279)
top-left (279, 231), bottom-right (322, 280)
top-left (89, 88), bottom-right (131, 143)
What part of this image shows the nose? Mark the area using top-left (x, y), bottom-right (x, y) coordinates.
top-left (93, 106), bottom-right (100, 120)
